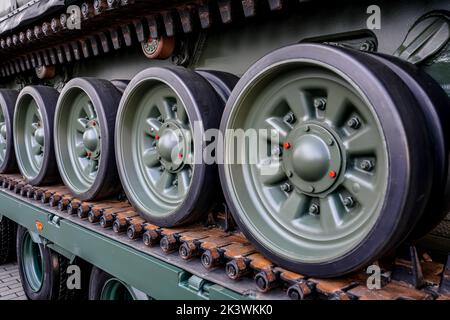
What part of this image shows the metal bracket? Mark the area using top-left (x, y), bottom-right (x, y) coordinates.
top-left (391, 244), bottom-right (425, 289)
top-left (394, 12), bottom-right (450, 64)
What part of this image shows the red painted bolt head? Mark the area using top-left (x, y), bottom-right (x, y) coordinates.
top-left (283, 142), bottom-right (291, 150)
top-left (178, 153), bottom-right (183, 159)
top-left (155, 134), bottom-right (160, 140)
top-left (329, 170), bottom-right (337, 178)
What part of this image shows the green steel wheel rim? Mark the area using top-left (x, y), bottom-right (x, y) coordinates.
top-left (56, 89), bottom-right (101, 193)
top-left (119, 81), bottom-right (194, 218)
top-left (0, 108), bottom-right (7, 165)
top-left (100, 279), bottom-right (135, 300)
top-left (14, 98), bottom-right (45, 180)
top-left (21, 231), bottom-right (44, 293)
top-left (223, 62), bottom-right (388, 263)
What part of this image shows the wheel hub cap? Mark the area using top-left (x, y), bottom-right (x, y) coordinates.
top-left (34, 127), bottom-right (45, 146)
top-left (156, 120), bottom-right (187, 172)
top-left (82, 126), bottom-right (100, 153)
top-left (283, 124), bottom-right (342, 195)
top-left (0, 124), bottom-right (6, 139)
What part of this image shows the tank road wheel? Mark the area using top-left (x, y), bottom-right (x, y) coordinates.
top-left (0, 89), bottom-right (19, 173)
top-left (115, 67), bottom-right (223, 226)
top-left (16, 226), bottom-right (75, 300)
top-left (13, 86), bottom-right (60, 185)
top-left (369, 53), bottom-right (450, 239)
top-left (54, 78), bottom-right (122, 200)
top-left (219, 43), bottom-right (433, 277)
top-left (88, 267), bottom-right (150, 300)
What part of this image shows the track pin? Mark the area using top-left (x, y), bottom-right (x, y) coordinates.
top-left (226, 258), bottom-right (250, 280)
top-left (179, 241), bottom-right (198, 260)
top-left (142, 229), bottom-right (161, 246)
top-left (160, 234), bottom-right (179, 253)
top-left (255, 270), bottom-right (279, 292)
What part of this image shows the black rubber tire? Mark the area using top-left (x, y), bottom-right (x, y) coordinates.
top-left (370, 53), bottom-right (450, 240)
top-left (0, 217), bottom-right (16, 265)
top-left (219, 43), bottom-right (433, 277)
top-left (14, 86), bottom-right (60, 185)
top-left (16, 225), bottom-right (74, 300)
top-left (0, 89), bottom-right (19, 173)
top-left (55, 78), bottom-right (122, 200)
top-left (88, 266), bottom-right (149, 300)
top-left (196, 70), bottom-right (239, 105)
top-left (116, 66), bottom-right (224, 227)
top-left (110, 79), bottom-right (130, 94)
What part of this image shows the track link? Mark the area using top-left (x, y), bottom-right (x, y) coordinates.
top-left (1, 173), bottom-right (449, 300)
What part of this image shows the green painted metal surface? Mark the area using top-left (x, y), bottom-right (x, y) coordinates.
top-left (0, 191), bottom-right (248, 300)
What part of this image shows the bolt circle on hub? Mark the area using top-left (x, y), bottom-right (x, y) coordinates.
top-left (283, 123), bottom-right (343, 195)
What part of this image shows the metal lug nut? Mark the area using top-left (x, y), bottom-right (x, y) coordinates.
top-left (314, 98), bottom-right (327, 110)
top-left (283, 111), bottom-right (296, 124)
top-left (172, 179), bottom-right (178, 186)
top-left (280, 183), bottom-right (292, 193)
top-left (347, 117), bottom-right (361, 129)
top-left (172, 104), bottom-right (177, 112)
top-left (343, 197), bottom-right (355, 208)
top-left (360, 160), bottom-right (374, 171)
top-left (272, 146), bottom-right (282, 157)
top-left (309, 204), bottom-right (320, 215)
top-left (159, 166), bottom-right (164, 172)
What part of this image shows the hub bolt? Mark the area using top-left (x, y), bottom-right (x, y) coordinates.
top-left (309, 204), bottom-right (320, 215)
top-left (329, 170), bottom-right (337, 178)
top-left (172, 104), bottom-right (177, 112)
top-left (347, 117), bottom-right (361, 129)
top-left (159, 166), bottom-right (164, 172)
top-left (286, 171), bottom-right (293, 178)
top-left (314, 98), bottom-right (327, 110)
top-left (283, 142), bottom-right (291, 150)
top-left (280, 183), bottom-right (292, 193)
top-left (343, 196), bottom-right (355, 208)
top-left (173, 179), bottom-right (178, 186)
top-left (271, 146), bottom-right (282, 157)
top-left (155, 134), bottom-right (160, 140)
top-left (283, 112), bottom-right (296, 124)
top-left (360, 160), bottom-right (374, 171)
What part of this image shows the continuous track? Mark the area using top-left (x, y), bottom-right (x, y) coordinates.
top-left (1, 173), bottom-right (448, 300)
top-left (0, 0), bottom-right (293, 78)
